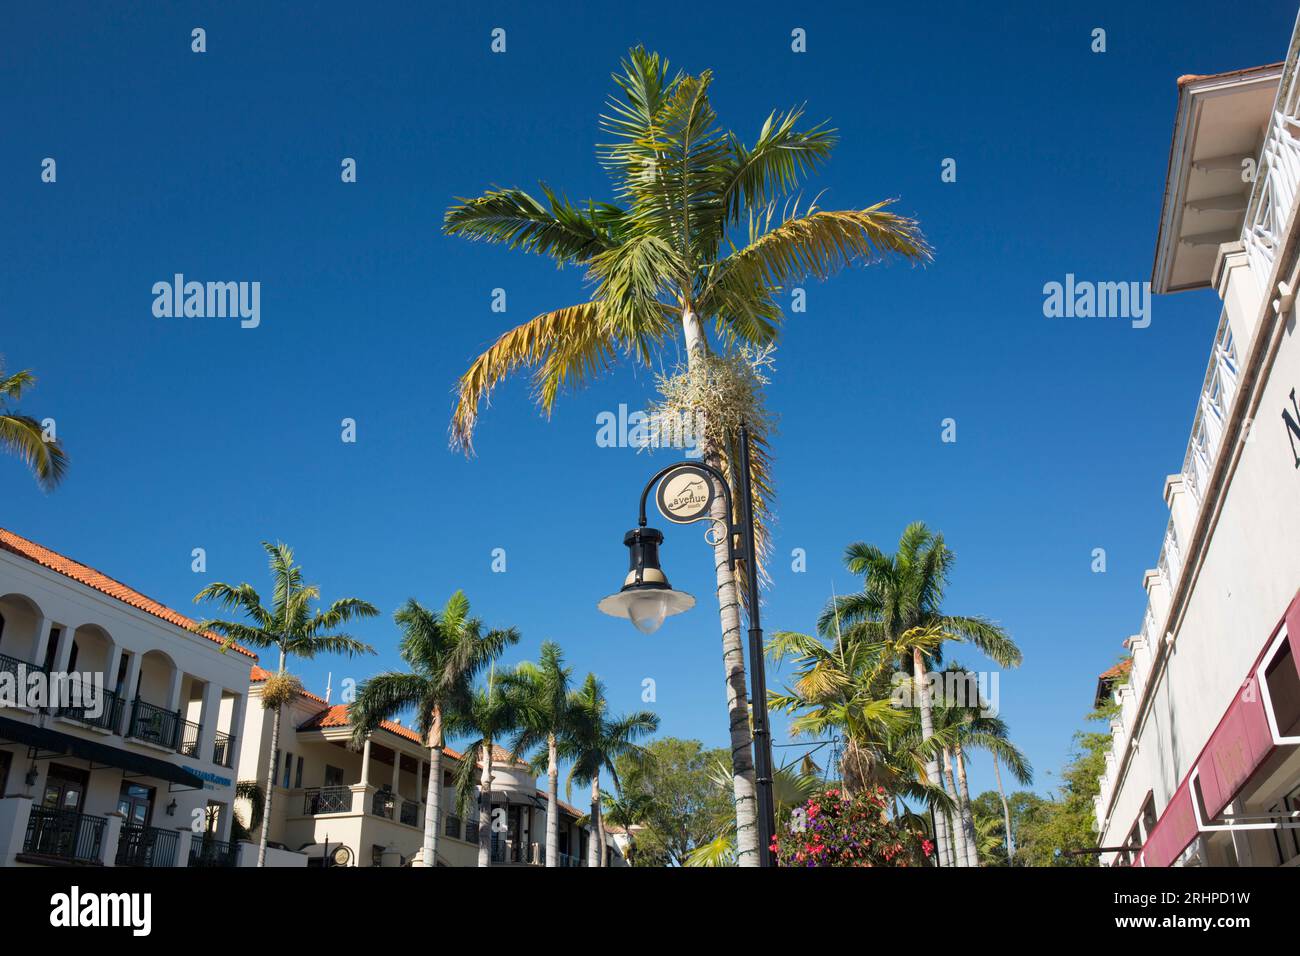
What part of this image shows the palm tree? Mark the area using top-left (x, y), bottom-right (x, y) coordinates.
top-left (601, 788), bottom-right (656, 863)
top-left (443, 47), bottom-right (930, 865)
top-left (561, 673), bottom-right (659, 868)
top-left (818, 522), bottom-right (1022, 866)
top-left (348, 592), bottom-right (518, 867)
top-left (928, 669), bottom-right (1032, 867)
top-left (501, 641), bottom-right (573, 867)
top-left (0, 363), bottom-right (68, 490)
top-left (685, 757), bottom-right (821, 867)
top-left (194, 541), bottom-right (378, 867)
top-left (452, 664), bottom-right (523, 867)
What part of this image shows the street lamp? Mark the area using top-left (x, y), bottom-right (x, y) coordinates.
top-left (598, 425), bottom-right (777, 866)
top-left (596, 527), bottom-right (696, 634)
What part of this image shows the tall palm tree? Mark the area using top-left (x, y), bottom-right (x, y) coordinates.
top-left (561, 673), bottom-right (659, 868)
top-left (194, 541), bottom-right (378, 866)
top-left (501, 641), bottom-right (573, 867)
top-left (0, 363), bottom-right (68, 490)
top-left (443, 47), bottom-right (930, 865)
top-left (348, 592), bottom-right (518, 867)
top-left (928, 669), bottom-right (1032, 867)
top-left (818, 522), bottom-right (1022, 866)
top-left (452, 664), bottom-right (522, 867)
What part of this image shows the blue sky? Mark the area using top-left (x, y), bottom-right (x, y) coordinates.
top-left (2, 0), bottom-right (1295, 803)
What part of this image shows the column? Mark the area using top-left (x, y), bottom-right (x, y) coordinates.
top-left (100, 811), bottom-right (125, 866)
top-left (197, 681), bottom-right (221, 763)
top-left (173, 828), bottom-right (193, 868)
top-left (391, 751), bottom-right (401, 799)
top-left (121, 651), bottom-right (142, 701)
top-left (52, 625), bottom-right (74, 674)
top-left (165, 668), bottom-right (184, 712)
top-left (360, 737), bottom-right (371, 786)
top-left (0, 794), bottom-right (34, 866)
top-left (226, 691), bottom-right (248, 772)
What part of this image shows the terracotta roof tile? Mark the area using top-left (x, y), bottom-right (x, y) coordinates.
top-left (0, 528), bottom-right (258, 661)
top-left (1099, 659), bottom-right (1133, 682)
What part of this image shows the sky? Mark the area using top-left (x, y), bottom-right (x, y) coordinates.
top-left (1, 0), bottom-right (1296, 805)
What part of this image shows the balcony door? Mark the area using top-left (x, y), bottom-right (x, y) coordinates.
top-left (41, 764), bottom-right (87, 813)
top-left (117, 782), bottom-right (155, 827)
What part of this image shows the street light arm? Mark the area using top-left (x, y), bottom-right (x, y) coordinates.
top-left (636, 459), bottom-right (739, 569)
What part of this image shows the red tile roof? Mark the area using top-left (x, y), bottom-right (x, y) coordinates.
top-left (0, 528), bottom-right (258, 661)
top-left (1098, 659), bottom-right (1133, 682)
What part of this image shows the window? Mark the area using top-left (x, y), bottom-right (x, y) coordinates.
top-left (1272, 785), bottom-right (1300, 864)
top-left (294, 756), bottom-right (304, 789)
top-left (371, 844), bottom-right (384, 867)
top-left (0, 750), bottom-right (10, 794)
top-left (324, 765), bottom-right (344, 788)
top-left (282, 751), bottom-right (293, 789)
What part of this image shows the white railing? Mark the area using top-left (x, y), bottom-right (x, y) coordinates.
top-left (1243, 16), bottom-right (1300, 283)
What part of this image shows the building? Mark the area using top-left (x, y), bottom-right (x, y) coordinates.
top-left (236, 666), bottom-right (626, 867)
top-left (1092, 17), bottom-right (1300, 867)
top-left (0, 529), bottom-right (256, 867)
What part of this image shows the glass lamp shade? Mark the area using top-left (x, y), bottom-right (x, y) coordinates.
top-left (597, 585), bottom-right (695, 634)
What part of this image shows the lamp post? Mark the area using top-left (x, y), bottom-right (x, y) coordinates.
top-left (598, 425), bottom-right (777, 867)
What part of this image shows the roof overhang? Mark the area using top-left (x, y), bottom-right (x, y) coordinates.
top-left (1152, 64), bottom-right (1283, 293)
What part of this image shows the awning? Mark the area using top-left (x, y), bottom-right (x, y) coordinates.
top-left (0, 715), bottom-right (206, 789)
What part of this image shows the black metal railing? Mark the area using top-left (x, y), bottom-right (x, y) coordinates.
top-left (22, 807), bottom-right (106, 864)
top-left (212, 731), bottom-right (236, 768)
top-left (302, 787), bottom-right (352, 815)
top-left (115, 823), bottom-right (180, 867)
top-left (54, 687), bottom-right (125, 733)
top-left (187, 835), bottom-right (238, 868)
top-left (370, 790), bottom-right (394, 819)
top-left (0, 651), bottom-right (46, 703)
top-left (464, 820), bottom-right (479, 845)
top-left (558, 852), bottom-right (585, 868)
top-left (127, 699), bottom-right (183, 750)
top-left (177, 719), bottom-right (202, 758)
top-left (444, 814), bottom-right (461, 839)
top-left (490, 837), bottom-right (534, 864)
top-left (399, 800), bottom-right (420, 827)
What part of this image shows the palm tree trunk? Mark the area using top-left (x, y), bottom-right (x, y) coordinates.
top-left (422, 706), bottom-right (443, 867)
top-left (992, 752), bottom-right (1015, 860)
top-left (588, 773), bottom-right (602, 868)
top-left (954, 743), bottom-right (979, 867)
top-left (681, 306), bottom-right (759, 868)
top-left (256, 648), bottom-right (286, 868)
top-left (913, 647), bottom-right (949, 867)
top-left (477, 743), bottom-right (493, 867)
top-left (941, 747), bottom-right (969, 867)
top-left (546, 733), bottom-right (559, 868)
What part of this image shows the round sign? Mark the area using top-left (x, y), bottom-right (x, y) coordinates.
top-left (655, 465), bottom-right (716, 524)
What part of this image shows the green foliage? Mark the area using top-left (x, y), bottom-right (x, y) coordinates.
top-left (612, 738), bottom-right (734, 867)
top-left (773, 787), bottom-right (934, 867)
top-left (1012, 702), bottom-right (1117, 867)
top-left (0, 362), bottom-right (68, 491)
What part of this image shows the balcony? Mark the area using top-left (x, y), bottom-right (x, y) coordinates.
top-left (126, 699), bottom-right (184, 751)
top-left (177, 718), bottom-right (203, 758)
top-left (21, 806), bottom-right (106, 865)
top-left (187, 835), bottom-right (238, 867)
top-left (115, 823), bottom-right (180, 867)
top-left (370, 789), bottom-right (395, 819)
top-left (212, 730), bottom-right (237, 769)
top-left (490, 838), bottom-right (541, 865)
top-left (54, 688), bottom-right (125, 734)
top-left (399, 800), bottom-right (420, 828)
top-left (302, 787), bottom-right (352, 815)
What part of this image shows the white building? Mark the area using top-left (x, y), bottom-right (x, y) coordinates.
top-left (0, 529), bottom-right (256, 867)
top-left (1093, 17), bottom-right (1300, 867)
top-left (237, 667), bottom-right (626, 867)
